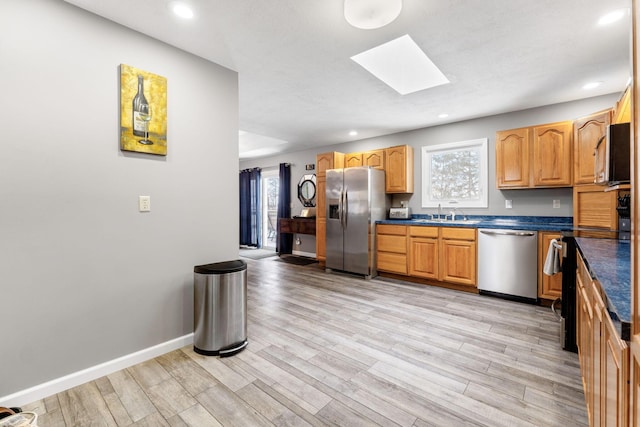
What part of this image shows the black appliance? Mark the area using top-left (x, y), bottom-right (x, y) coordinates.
top-left (594, 122), bottom-right (630, 185)
top-left (618, 194), bottom-right (631, 240)
top-left (560, 235), bottom-right (577, 353)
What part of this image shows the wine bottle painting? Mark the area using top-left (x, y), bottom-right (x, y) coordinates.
top-left (120, 64), bottom-right (167, 155)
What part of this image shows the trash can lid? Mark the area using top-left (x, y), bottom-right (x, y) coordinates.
top-left (194, 259), bottom-right (247, 274)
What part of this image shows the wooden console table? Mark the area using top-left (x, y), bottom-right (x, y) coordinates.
top-left (277, 217), bottom-right (316, 236)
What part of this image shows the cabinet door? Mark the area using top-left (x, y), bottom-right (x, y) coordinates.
top-left (440, 239), bottom-right (476, 286)
top-left (573, 185), bottom-right (619, 230)
top-left (538, 232), bottom-right (563, 299)
top-left (317, 152), bottom-right (344, 177)
top-left (573, 110), bottom-right (611, 185)
top-left (316, 218), bottom-right (326, 261)
top-left (496, 127), bottom-right (530, 188)
top-left (602, 305), bottom-right (630, 426)
top-left (532, 121), bottom-right (573, 187)
top-left (409, 237), bottom-right (438, 279)
top-left (612, 86), bottom-right (631, 125)
top-left (385, 145), bottom-right (414, 193)
top-left (363, 149), bottom-right (385, 170)
top-left (345, 152), bottom-right (363, 168)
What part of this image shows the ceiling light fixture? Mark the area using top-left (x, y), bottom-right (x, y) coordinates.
top-left (344, 0), bottom-right (402, 30)
top-left (598, 9), bottom-right (626, 26)
top-left (438, 113), bottom-right (449, 119)
top-left (582, 81), bottom-right (603, 90)
top-left (169, 1), bottom-right (194, 19)
top-left (349, 130), bottom-right (358, 136)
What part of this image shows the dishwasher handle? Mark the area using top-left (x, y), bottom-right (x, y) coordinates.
top-left (480, 230), bottom-right (536, 237)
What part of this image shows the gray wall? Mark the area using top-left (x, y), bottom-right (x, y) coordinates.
top-left (0, 0), bottom-right (238, 396)
top-left (241, 93), bottom-right (621, 249)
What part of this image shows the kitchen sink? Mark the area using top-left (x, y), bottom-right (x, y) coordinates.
top-left (412, 219), bottom-right (481, 225)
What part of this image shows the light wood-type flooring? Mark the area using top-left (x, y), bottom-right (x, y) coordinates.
top-left (23, 257), bottom-right (588, 426)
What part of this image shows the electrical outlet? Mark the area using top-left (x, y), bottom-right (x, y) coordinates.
top-left (553, 199), bottom-right (560, 209)
top-left (505, 199), bottom-right (512, 209)
top-left (139, 195), bottom-right (151, 212)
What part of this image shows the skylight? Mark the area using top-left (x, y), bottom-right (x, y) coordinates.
top-left (351, 34), bottom-right (449, 95)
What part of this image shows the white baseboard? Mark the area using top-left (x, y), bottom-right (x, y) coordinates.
top-left (0, 333), bottom-right (194, 407)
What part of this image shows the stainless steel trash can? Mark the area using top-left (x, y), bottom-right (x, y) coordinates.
top-left (194, 260), bottom-right (248, 357)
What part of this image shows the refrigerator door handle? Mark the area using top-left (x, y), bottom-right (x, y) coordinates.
top-left (343, 187), bottom-right (348, 229)
top-left (338, 190), bottom-right (344, 227)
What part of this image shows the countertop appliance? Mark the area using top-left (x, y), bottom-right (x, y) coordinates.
top-left (594, 122), bottom-right (630, 185)
top-left (326, 167), bottom-right (388, 278)
top-left (478, 229), bottom-right (538, 303)
top-left (389, 206), bottom-right (411, 219)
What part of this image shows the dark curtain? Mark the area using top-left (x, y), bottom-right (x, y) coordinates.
top-left (277, 163), bottom-right (293, 254)
top-left (239, 168), bottom-right (262, 247)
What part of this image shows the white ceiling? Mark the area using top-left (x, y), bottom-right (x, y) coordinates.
top-left (63, 0), bottom-right (631, 159)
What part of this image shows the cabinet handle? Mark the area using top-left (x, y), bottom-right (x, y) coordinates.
top-left (479, 230), bottom-right (536, 237)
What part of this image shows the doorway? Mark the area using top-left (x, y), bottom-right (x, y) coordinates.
top-left (261, 169), bottom-right (279, 249)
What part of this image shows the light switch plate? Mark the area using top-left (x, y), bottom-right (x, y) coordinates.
top-left (553, 199), bottom-right (560, 209)
top-left (139, 195), bottom-right (151, 212)
top-left (505, 199), bottom-right (512, 209)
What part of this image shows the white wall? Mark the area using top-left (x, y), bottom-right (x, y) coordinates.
top-left (0, 0), bottom-right (238, 399)
top-left (242, 93), bottom-right (620, 220)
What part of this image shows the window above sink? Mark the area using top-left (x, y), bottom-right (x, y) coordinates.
top-left (421, 138), bottom-right (488, 209)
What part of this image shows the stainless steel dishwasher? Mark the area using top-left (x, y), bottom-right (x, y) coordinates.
top-left (478, 229), bottom-right (538, 303)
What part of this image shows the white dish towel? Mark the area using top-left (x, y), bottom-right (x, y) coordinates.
top-left (543, 238), bottom-right (561, 276)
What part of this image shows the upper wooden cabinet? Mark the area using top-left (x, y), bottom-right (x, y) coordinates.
top-left (385, 145), bottom-right (414, 193)
top-left (344, 152), bottom-right (363, 168)
top-left (573, 110), bottom-right (611, 186)
top-left (611, 86), bottom-right (631, 125)
top-left (363, 149), bottom-right (385, 170)
top-left (532, 121), bottom-right (573, 187)
top-left (496, 127), bottom-right (530, 188)
top-left (316, 152), bottom-right (344, 177)
top-left (496, 121), bottom-right (573, 189)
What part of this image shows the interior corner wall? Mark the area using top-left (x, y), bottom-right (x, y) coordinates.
top-left (0, 0), bottom-right (238, 398)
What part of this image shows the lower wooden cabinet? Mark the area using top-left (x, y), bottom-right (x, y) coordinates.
top-left (576, 251), bottom-right (629, 426)
top-left (378, 225), bottom-right (476, 287)
top-left (538, 231), bottom-right (563, 299)
top-left (376, 224), bottom-right (408, 274)
top-left (440, 228), bottom-right (477, 287)
top-left (408, 226), bottom-right (438, 279)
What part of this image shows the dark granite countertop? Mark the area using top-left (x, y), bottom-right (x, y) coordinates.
top-left (378, 215), bottom-right (574, 231)
top-left (575, 237), bottom-right (631, 324)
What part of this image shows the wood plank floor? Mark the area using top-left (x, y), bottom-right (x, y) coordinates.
top-left (23, 257), bottom-right (588, 426)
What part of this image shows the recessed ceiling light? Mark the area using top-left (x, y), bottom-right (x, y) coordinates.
top-left (349, 130), bottom-right (358, 136)
top-left (169, 1), bottom-right (194, 19)
top-left (583, 81), bottom-right (603, 90)
top-left (438, 113), bottom-right (449, 119)
top-left (351, 35), bottom-right (449, 95)
top-left (598, 9), bottom-right (626, 26)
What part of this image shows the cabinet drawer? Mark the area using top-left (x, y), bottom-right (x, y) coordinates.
top-left (377, 224), bottom-right (407, 235)
top-left (377, 252), bottom-right (407, 274)
top-left (377, 234), bottom-right (407, 254)
top-left (441, 227), bottom-right (476, 241)
top-left (409, 226), bottom-right (438, 238)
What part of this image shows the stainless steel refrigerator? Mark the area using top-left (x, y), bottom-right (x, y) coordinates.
top-left (326, 167), bottom-right (388, 278)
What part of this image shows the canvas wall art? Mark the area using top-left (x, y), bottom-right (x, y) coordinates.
top-left (120, 64), bottom-right (167, 156)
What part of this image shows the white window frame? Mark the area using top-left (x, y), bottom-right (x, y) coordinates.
top-left (421, 138), bottom-right (488, 209)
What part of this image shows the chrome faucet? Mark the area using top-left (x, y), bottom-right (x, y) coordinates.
top-left (438, 203), bottom-right (442, 220)
top-left (449, 208), bottom-right (456, 221)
